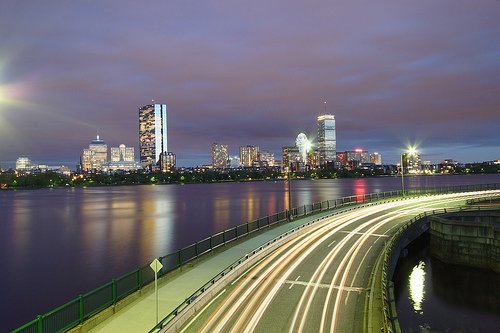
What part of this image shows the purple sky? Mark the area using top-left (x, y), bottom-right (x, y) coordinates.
top-left (0, 1), bottom-right (499, 168)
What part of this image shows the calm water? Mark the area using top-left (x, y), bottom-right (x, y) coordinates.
top-left (1, 174), bottom-right (500, 331)
top-left (394, 234), bottom-right (500, 332)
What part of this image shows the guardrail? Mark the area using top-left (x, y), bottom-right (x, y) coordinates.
top-left (10, 183), bottom-right (500, 333)
top-left (380, 192), bottom-right (500, 333)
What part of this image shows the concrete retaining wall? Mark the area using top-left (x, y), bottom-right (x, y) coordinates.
top-left (430, 212), bottom-right (500, 273)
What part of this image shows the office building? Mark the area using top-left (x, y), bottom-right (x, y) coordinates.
top-left (317, 115), bottom-right (336, 167)
top-left (16, 157), bottom-right (33, 172)
top-left (81, 135), bottom-right (108, 172)
top-left (160, 152), bottom-right (176, 172)
top-left (212, 143), bottom-right (229, 169)
top-left (240, 145), bottom-right (259, 167)
top-left (403, 152), bottom-right (422, 174)
top-left (370, 152), bottom-right (382, 165)
top-left (346, 149), bottom-right (370, 165)
top-left (111, 144), bottom-right (135, 162)
top-left (139, 103), bottom-right (168, 170)
top-left (282, 146), bottom-right (302, 172)
top-left (260, 150), bottom-right (275, 167)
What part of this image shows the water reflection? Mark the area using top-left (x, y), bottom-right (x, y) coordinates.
top-left (409, 261), bottom-right (426, 313)
top-left (353, 178), bottom-right (367, 201)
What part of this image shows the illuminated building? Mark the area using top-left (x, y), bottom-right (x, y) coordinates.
top-left (260, 150), bottom-right (275, 167)
top-left (346, 149), bottom-right (370, 165)
top-left (160, 152), bottom-right (176, 172)
top-left (229, 156), bottom-right (242, 168)
top-left (212, 143), bottom-right (229, 169)
top-left (81, 135), bottom-right (108, 172)
top-left (111, 144), bottom-right (134, 162)
top-left (370, 152), bottom-right (382, 165)
top-left (240, 145), bottom-right (259, 167)
top-left (317, 114), bottom-right (336, 167)
top-left (16, 157), bottom-right (34, 172)
top-left (307, 150), bottom-right (319, 168)
top-left (282, 146), bottom-right (302, 172)
top-left (403, 152), bottom-right (422, 174)
top-left (102, 144), bottom-right (140, 172)
top-left (139, 103), bottom-right (168, 170)
top-left (336, 152), bottom-right (347, 167)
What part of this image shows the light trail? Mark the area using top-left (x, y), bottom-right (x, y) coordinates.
top-left (185, 190), bottom-right (500, 333)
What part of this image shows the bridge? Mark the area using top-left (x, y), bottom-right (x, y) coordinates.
top-left (12, 185), bottom-right (500, 333)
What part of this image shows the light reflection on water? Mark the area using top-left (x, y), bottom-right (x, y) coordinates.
top-left (2, 174), bottom-right (500, 331)
top-left (409, 261), bottom-right (426, 313)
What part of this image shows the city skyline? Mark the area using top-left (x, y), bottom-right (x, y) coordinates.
top-left (0, 1), bottom-right (499, 167)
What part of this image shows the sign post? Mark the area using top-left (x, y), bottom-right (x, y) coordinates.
top-left (150, 258), bottom-right (163, 324)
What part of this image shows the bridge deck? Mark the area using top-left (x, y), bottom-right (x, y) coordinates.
top-left (73, 191), bottom-right (498, 333)
top-left (74, 208), bottom-right (342, 333)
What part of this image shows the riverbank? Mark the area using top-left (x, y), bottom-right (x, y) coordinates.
top-left (1, 168), bottom-right (499, 190)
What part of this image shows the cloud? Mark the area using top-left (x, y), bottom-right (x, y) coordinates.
top-left (0, 0), bottom-right (499, 167)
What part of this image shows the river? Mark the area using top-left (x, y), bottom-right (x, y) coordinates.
top-left (1, 174), bottom-right (500, 331)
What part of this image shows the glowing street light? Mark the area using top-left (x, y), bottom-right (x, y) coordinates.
top-left (401, 145), bottom-right (418, 197)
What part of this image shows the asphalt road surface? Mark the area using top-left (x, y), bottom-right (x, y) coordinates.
top-left (177, 191), bottom-right (499, 333)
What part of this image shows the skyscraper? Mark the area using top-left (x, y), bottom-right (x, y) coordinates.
top-left (139, 104), bottom-right (167, 170)
top-left (212, 143), bottom-right (229, 169)
top-left (240, 145), bottom-right (259, 167)
top-left (81, 134), bottom-right (108, 172)
top-left (317, 114), bottom-right (336, 167)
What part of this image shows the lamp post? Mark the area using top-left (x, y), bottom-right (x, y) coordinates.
top-left (400, 153), bottom-right (405, 197)
top-left (287, 168), bottom-right (293, 221)
top-left (400, 146), bottom-right (418, 197)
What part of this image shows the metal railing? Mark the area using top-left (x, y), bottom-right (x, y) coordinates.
top-left (380, 192), bottom-right (500, 333)
top-left (10, 183), bottom-right (500, 333)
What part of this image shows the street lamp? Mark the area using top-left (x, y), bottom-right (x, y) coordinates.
top-left (400, 145), bottom-right (418, 197)
top-left (287, 168), bottom-right (293, 221)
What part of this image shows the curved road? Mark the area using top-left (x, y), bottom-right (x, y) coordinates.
top-left (176, 191), bottom-right (500, 333)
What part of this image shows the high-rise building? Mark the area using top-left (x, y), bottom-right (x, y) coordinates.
top-left (370, 152), bottom-right (382, 165)
top-left (111, 144), bottom-right (134, 162)
top-left (317, 114), bottom-right (336, 167)
top-left (160, 152), bottom-right (176, 172)
top-left (403, 152), bottom-right (422, 174)
top-left (346, 149), bottom-right (370, 165)
top-left (139, 103), bottom-right (168, 170)
top-left (212, 143), bottom-right (229, 169)
top-left (282, 146), bottom-right (302, 171)
top-left (240, 145), bottom-right (259, 167)
top-left (260, 150), bottom-right (275, 167)
top-left (81, 135), bottom-right (108, 172)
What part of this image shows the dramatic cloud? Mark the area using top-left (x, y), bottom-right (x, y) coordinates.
top-left (0, 0), bottom-right (499, 167)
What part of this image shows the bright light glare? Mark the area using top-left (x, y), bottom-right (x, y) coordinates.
top-left (409, 261), bottom-right (426, 313)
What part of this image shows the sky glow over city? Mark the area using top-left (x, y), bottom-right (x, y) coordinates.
top-left (0, 1), bottom-right (499, 167)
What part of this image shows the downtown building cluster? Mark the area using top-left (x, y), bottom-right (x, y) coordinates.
top-left (210, 114), bottom-right (384, 173)
top-left (79, 103), bottom-right (174, 173)
top-left (4, 102), bottom-right (500, 176)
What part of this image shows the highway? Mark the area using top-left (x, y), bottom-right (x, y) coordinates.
top-left (176, 190), bottom-right (500, 333)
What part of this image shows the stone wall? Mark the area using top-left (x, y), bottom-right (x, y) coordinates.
top-left (430, 212), bottom-right (500, 273)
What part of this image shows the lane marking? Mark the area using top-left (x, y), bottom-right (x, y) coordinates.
top-left (338, 230), bottom-right (389, 238)
top-left (289, 275), bottom-right (301, 289)
top-left (284, 279), bottom-right (368, 292)
top-left (327, 240), bottom-right (336, 247)
top-left (180, 289), bottom-right (227, 333)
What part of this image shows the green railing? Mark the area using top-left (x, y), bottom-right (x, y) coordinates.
top-left (380, 192), bottom-right (500, 333)
top-left (10, 183), bottom-right (500, 333)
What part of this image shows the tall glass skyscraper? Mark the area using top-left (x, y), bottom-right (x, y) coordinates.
top-left (139, 104), bottom-right (168, 170)
top-left (317, 114), bottom-right (336, 167)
